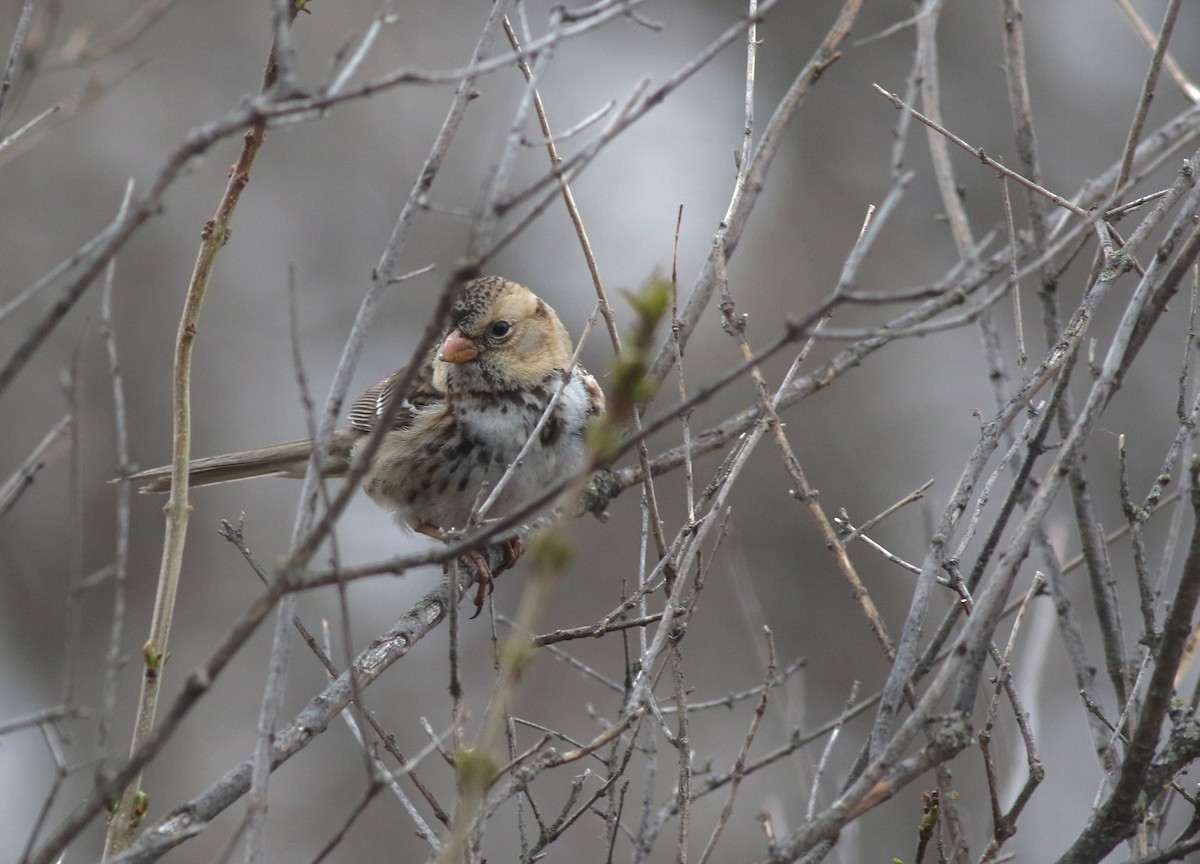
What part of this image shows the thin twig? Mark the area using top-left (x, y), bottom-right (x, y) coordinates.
top-left (696, 627), bottom-right (776, 864)
top-left (648, 0), bottom-right (863, 385)
top-left (0, 414), bottom-right (73, 518)
top-left (1112, 0), bottom-right (1200, 102)
top-left (0, 0), bottom-right (34, 124)
top-left (104, 12), bottom-right (299, 853)
top-left (806, 681), bottom-right (860, 821)
top-left (873, 83), bottom-right (1090, 219)
top-left (95, 180), bottom-right (135, 764)
top-left (1112, 0), bottom-right (1185, 196)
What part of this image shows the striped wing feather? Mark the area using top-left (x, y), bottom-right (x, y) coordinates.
top-left (347, 361), bottom-right (440, 433)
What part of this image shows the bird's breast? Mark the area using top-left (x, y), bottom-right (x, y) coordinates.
top-left (360, 374), bottom-right (593, 531)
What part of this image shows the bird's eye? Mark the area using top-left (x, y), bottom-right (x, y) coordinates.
top-left (489, 320), bottom-right (512, 339)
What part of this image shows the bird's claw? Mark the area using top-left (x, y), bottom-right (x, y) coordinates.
top-left (466, 550), bottom-right (492, 619)
top-left (463, 537), bottom-right (523, 618)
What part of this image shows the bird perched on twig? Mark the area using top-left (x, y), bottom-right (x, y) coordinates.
top-left (130, 276), bottom-right (605, 611)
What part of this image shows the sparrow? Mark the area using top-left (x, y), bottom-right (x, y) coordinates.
top-left (130, 276), bottom-right (605, 609)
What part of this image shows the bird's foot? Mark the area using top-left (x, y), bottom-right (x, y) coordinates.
top-left (416, 523), bottom-right (524, 618)
top-left (496, 535), bottom-right (522, 575)
top-left (464, 537), bottom-right (524, 618)
top-left (465, 549), bottom-right (493, 619)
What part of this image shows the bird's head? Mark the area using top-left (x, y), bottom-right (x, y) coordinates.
top-left (435, 276), bottom-right (574, 393)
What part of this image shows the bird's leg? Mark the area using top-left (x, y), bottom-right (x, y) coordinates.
top-left (416, 522), bottom-right (496, 618)
top-left (466, 550), bottom-right (494, 618)
top-left (496, 535), bottom-right (522, 575)
top-left (415, 523), bottom-right (446, 541)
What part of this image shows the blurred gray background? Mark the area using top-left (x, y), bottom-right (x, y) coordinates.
top-left (2, 0), bottom-right (1198, 861)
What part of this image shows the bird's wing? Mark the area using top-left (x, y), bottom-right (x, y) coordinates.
top-left (348, 359), bottom-right (441, 433)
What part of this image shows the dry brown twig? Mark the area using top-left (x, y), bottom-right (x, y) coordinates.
top-left (103, 10), bottom-right (301, 854)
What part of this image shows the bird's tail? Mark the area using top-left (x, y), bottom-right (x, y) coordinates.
top-left (126, 429), bottom-right (358, 493)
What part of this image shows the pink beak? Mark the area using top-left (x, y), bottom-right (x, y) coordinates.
top-left (438, 328), bottom-right (480, 364)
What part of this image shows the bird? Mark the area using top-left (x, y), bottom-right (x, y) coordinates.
top-left (130, 276), bottom-right (605, 611)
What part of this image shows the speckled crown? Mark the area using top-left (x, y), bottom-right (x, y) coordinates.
top-left (451, 276), bottom-right (515, 334)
